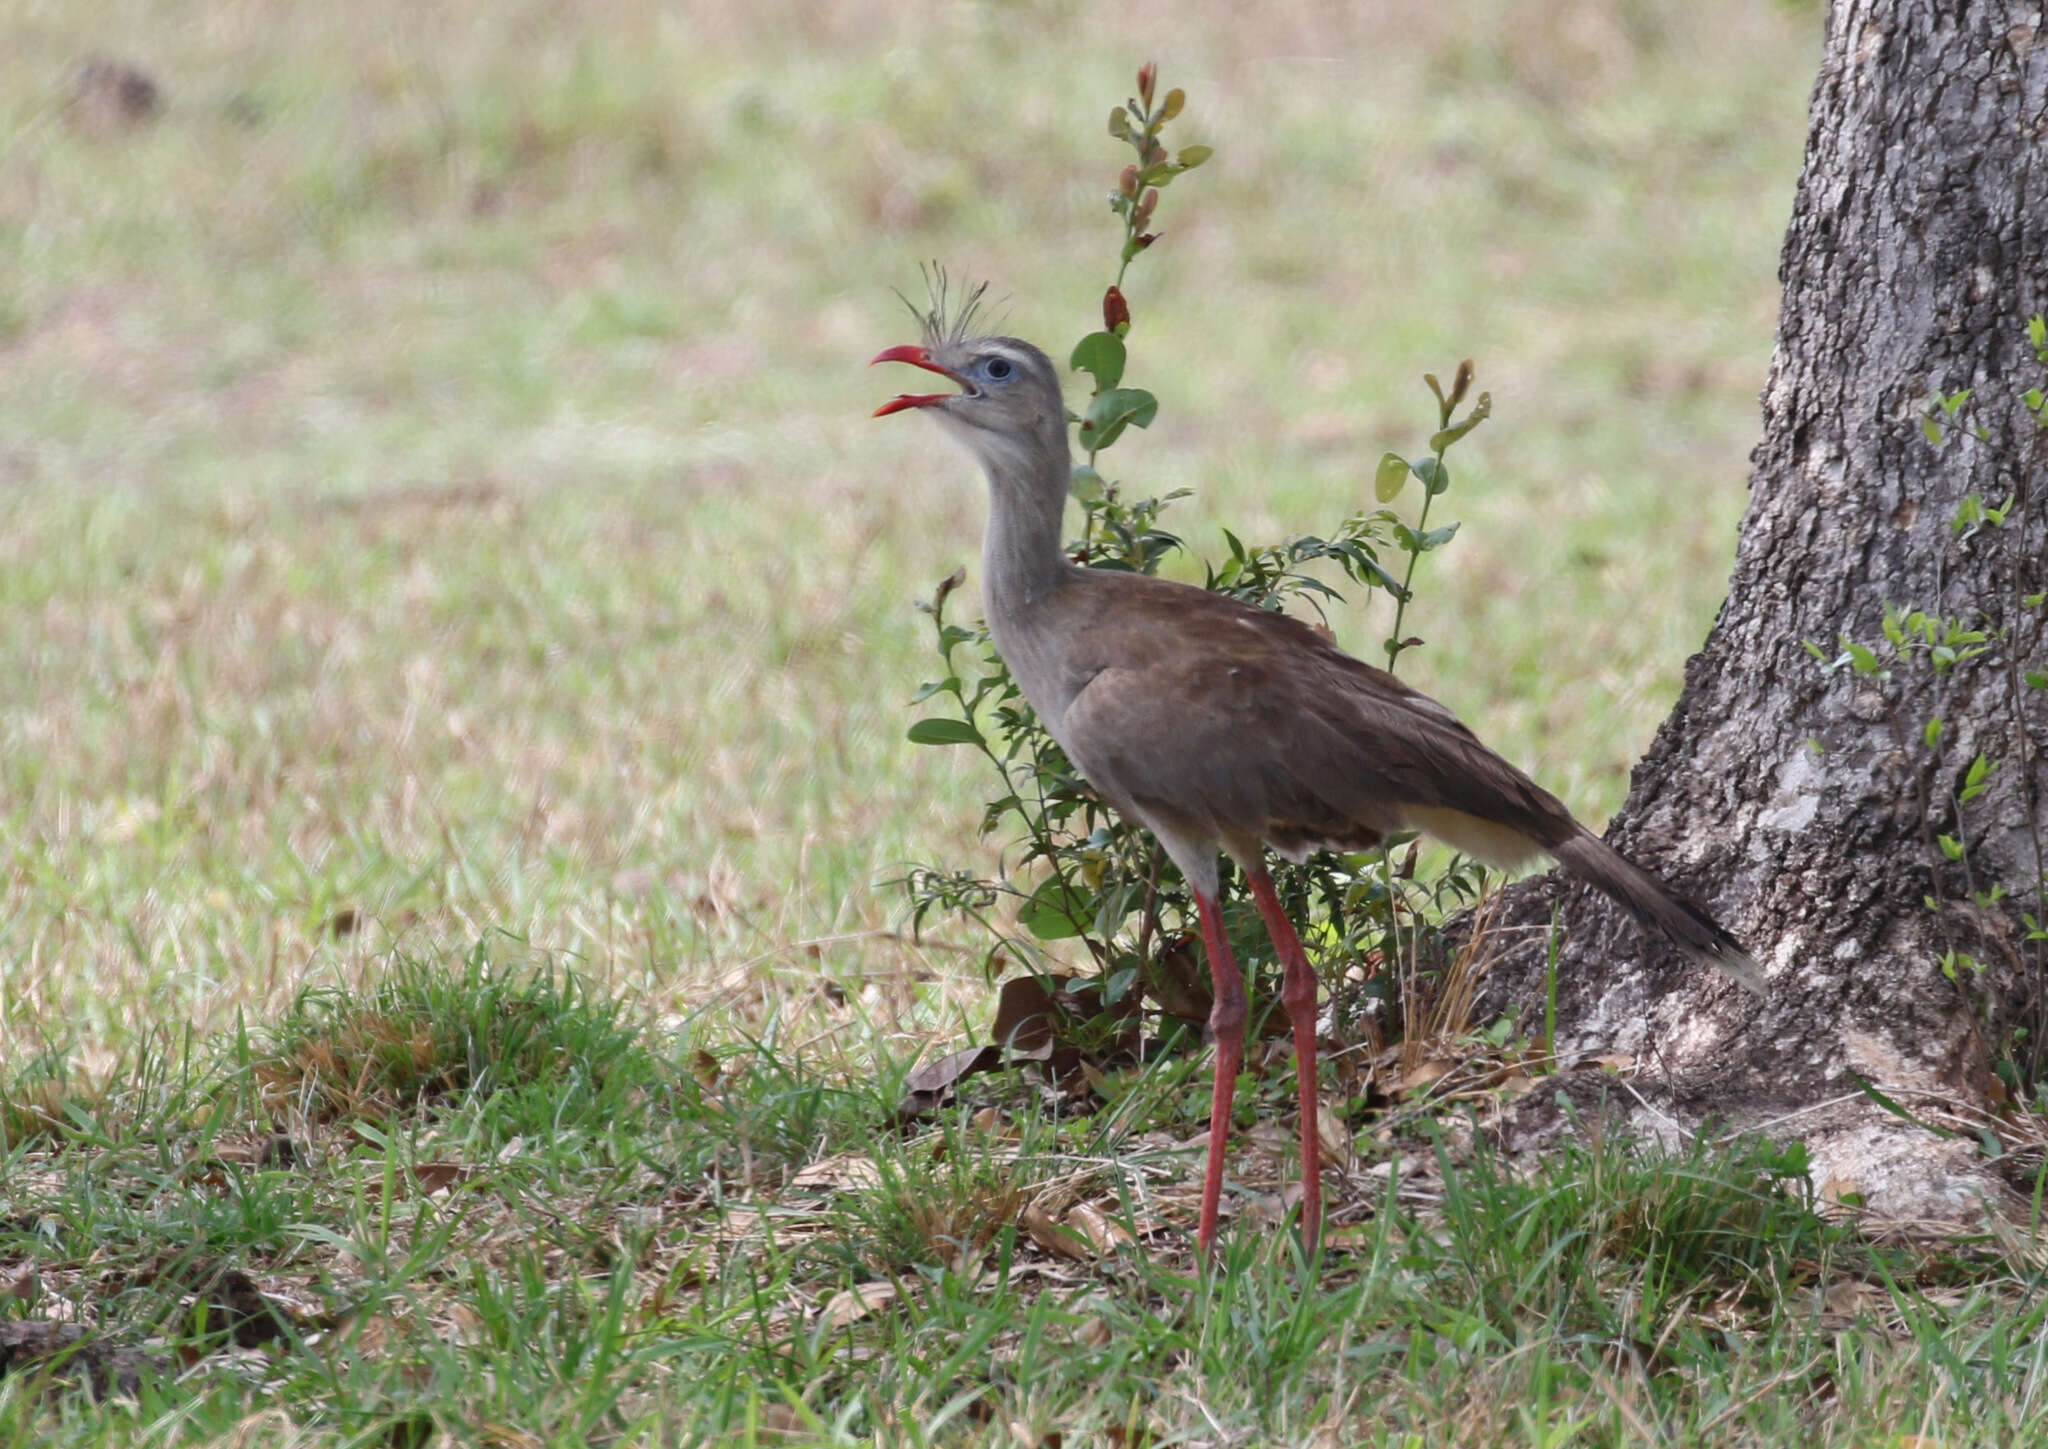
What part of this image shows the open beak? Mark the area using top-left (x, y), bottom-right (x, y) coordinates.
top-left (870, 345), bottom-right (971, 417)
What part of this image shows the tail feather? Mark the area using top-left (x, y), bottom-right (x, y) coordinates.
top-left (1552, 833), bottom-right (1765, 994)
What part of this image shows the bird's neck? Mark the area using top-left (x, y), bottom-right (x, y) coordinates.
top-left (980, 427), bottom-right (1075, 623)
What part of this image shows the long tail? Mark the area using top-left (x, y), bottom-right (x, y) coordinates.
top-left (1552, 832), bottom-right (1765, 994)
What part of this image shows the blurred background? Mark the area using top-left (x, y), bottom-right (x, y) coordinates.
top-left (0, 0), bottom-right (1819, 1065)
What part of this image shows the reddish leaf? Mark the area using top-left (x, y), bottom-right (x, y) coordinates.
top-left (894, 1044), bottom-right (1001, 1122)
top-left (904, 1045), bottom-right (999, 1095)
top-left (992, 976), bottom-right (1059, 1056)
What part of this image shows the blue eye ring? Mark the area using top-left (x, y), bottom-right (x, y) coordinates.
top-left (984, 357), bottom-right (1013, 380)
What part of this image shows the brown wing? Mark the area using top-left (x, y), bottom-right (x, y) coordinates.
top-left (1045, 572), bottom-right (1763, 990)
top-left (1053, 574), bottom-right (1579, 864)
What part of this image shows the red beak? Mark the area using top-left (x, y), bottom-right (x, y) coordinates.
top-left (870, 345), bottom-right (968, 417)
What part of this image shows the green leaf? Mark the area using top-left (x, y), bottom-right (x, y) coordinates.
top-left (1417, 522), bottom-right (1460, 551)
top-left (2031, 315), bottom-right (2047, 350)
top-left (1851, 1072), bottom-right (1959, 1139)
top-left (911, 677), bottom-right (961, 705)
top-left (907, 718), bottom-right (984, 747)
top-left (1176, 144), bottom-right (1212, 169)
top-left (1960, 752), bottom-right (1997, 802)
top-left (1108, 106), bottom-right (1131, 140)
top-left (1078, 387), bottom-right (1159, 451)
top-left (2025, 671), bottom-right (2047, 690)
top-left (1017, 878), bottom-right (1090, 940)
top-left (1069, 465), bottom-right (1105, 501)
top-left (1921, 415), bottom-right (1943, 445)
top-left (1428, 391), bottom-right (1493, 452)
top-left (1923, 716), bottom-right (1943, 750)
top-left (1843, 638), bottom-right (1880, 675)
top-left (1410, 456), bottom-right (1451, 495)
top-left (1160, 88), bottom-right (1185, 121)
top-left (1069, 332), bottom-right (1127, 392)
top-left (1938, 834), bottom-right (1964, 861)
top-left (1374, 452), bottom-right (1409, 502)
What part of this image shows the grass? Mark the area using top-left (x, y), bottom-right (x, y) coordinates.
top-left (13, 0), bottom-right (2038, 1441)
top-left (2, 0), bottom-right (1809, 1067)
top-left (2, 959), bottom-right (2047, 1444)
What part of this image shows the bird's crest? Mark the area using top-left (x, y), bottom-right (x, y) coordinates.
top-left (897, 264), bottom-right (995, 351)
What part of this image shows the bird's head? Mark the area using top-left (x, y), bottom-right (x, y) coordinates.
top-left (871, 334), bottom-right (1066, 478)
top-left (870, 274), bottom-right (1067, 481)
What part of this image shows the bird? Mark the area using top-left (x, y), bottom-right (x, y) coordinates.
top-left (871, 299), bottom-right (1763, 1258)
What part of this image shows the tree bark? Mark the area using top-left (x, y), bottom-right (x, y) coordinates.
top-left (1478, 0), bottom-right (2048, 1224)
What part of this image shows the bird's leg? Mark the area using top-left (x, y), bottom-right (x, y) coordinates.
top-left (1192, 887), bottom-right (1246, 1261)
top-left (1246, 867), bottom-right (1322, 1253)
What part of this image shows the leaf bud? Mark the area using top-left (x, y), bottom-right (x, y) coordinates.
top-left (1450, 359), bottom-right (1474, 409)
top-left (1103, 285), bottom-right (1131, 336)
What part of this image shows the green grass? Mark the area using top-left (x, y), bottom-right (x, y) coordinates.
top-left (3, 960), bottom-right (2046, 1444)
top-left (13, 0), bottom-right (2031, 1441)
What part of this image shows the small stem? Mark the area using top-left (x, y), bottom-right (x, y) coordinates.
top-left (1384, 456), bottom-right (1442, 672)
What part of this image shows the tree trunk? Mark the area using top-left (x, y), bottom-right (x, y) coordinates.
top-left (1478, 0), bottom-right (2048, 1224)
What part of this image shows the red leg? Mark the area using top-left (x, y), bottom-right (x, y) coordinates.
top-left (1192, 888), bottom-right (1246, 1261)
top-left (1247, 867), bottom-right (1322, 1253)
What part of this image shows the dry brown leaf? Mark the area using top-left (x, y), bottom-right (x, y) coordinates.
top-left (1398, 1059), bottom-right (1454, 1095)
top-left (1144, 937), bottom-right (1211, 1023)
top-left (0, 1263), bottom-right (37, 1302)
top-left (689, 1049), bottom-right (721, 1088)
top-left (1593, 1054), bottom-right (1636, 1072)
top-left (819, 1282), bottom-right (896, 1330)
top-left (410, 1161), bottom-right (473, 1196)
top-left (789, 1155), bottom-right (883, 1193)
top-left (345, 1311), bottom-right (401, 1355)
top-left (1066, 1202), bottom-right (1132, 1254)
top-left (1020, 1203), bottom-right (1093, 1262)
top-left (443, 1302), bottom-right (486, 1346)
top-left (1820, 1279), bottom-right (1881, 1321)
top-left (993, 976), bottom-right (1061, 1057)
top-left (1241, 1191), bottom-right (1290, 1229)
top-left (901, 1045), bottom-right (1000, 1096)
top-left (1246, 1120), bottom-right (1293, 1158)
top-left (1314, 1101), bottom-right (1355, 1169)
top-left (755, 1403), bottom-right (813, 1442)
top-left (1322, 1223), bottom-right (1381, 1252)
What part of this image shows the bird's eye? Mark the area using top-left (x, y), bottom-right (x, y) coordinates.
top-left (983, 356), bottom-right (1013, 381)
